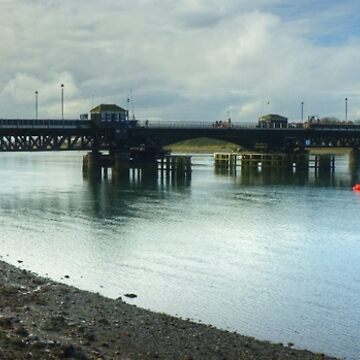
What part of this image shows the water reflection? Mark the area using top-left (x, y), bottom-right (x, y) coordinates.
top-left (214, 155), bottom-right (360, 189)
top-left (83, 165), bottom-right (192, 218)
top-left (2, 152), bottom-right (360, 359)
top-left (84, 165), bottom-right (191, 188)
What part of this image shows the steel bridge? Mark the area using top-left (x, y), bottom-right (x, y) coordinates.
top-left (0, 119), bottom-right (112, 152)
top-left (1, 118), bottom-right (360, 153)
top-left (129, 122), bottom-right (360, 150)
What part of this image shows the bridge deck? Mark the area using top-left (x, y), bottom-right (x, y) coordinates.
top-left (0, 119), bottom-right (359, 151)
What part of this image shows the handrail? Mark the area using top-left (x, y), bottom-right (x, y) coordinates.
top-left (137, 120), bottom-right (258, 129)
top-left (0, 118), bottom-right (91, 129)
top-left (1, 118), bottom-right (360, 131)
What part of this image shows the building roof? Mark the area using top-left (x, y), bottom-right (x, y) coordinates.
top-left (90, 104), bottom-right (126, 113)
top-left (259, 114), bottom-right (288, 122)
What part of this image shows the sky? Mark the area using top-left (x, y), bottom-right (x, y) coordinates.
top-left (1, 0), bottom-right (360, 123)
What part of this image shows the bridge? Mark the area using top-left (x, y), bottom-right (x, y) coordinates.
top-left (0, 118), bottom-right (110, 152)
top-left (1, 118), bottom-right (360, 153)
top-left (129, 122), bottom-right (360, 150)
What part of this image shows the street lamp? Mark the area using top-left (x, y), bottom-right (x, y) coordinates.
top-left (301, 101), bottom-right (304, 123)
top-left (61, 84), bottom-right (64, 121)
top-left (35, 91), bottom-right (38, 120)
top-left (345, 97), bottom-right (348, 122)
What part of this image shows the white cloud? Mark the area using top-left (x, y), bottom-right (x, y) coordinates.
top-left (0, 72), bottom-right (80, 118)
top-left (0, 0), bottom-right (360, 121)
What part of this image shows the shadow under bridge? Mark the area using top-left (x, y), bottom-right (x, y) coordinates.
top-left (127, 126), bottom-right (308, 152)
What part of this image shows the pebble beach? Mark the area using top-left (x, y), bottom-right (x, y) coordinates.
top-left (0, 260), bottom-right (339, 360)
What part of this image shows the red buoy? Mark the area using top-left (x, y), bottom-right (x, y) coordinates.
top-left (352, 184), bottom-right (360, 191)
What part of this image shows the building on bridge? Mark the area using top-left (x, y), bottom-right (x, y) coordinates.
top-left (90, 104), bottom-right (129, 127)
top-left (258, 114), bottom-right (288, 128)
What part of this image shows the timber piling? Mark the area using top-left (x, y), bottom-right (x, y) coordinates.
top-left (214, 152), bottom-right (335, 172)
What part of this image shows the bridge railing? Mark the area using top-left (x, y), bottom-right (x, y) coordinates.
top-left (136, 120), bottom-right (259, 129)
top-left (138, 121), bottom-right (360, 131)
top-left (0, 118), bottom-right (91, 129)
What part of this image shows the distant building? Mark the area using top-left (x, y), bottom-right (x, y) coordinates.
top-left (258, 114), bottom-right (288, 128)
top-left (90, 104), bottom-right (128, 127)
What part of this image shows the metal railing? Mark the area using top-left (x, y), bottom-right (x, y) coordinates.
top-left (2, 118), bottom-right (360, 132)
top-left (137, 120), bottom-right (258, 129)
top-left (0, 118), bottom-right (91, 129)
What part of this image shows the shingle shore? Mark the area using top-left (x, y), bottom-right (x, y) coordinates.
top-left (0, 260), bottom-right (338, 360)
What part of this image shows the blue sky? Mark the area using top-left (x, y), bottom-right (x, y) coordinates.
top-left (270, 1), bottom-right (360, 44)
top-left (1, 0), bottom-right (360, 122)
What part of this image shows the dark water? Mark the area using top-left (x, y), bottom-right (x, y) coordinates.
top-left (0, 152), bottom-right (359, 359)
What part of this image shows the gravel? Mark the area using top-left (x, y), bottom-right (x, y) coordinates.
top-left (0, 260), bottom-right (339, 360)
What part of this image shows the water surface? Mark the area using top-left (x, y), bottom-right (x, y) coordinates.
top-left (0, 152), bottom-right (359, 359)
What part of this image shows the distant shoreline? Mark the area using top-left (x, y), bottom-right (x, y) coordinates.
top-left (0, 259), bottom-right (339, 359)
top-left (165, 138), bottom-right (352, 155)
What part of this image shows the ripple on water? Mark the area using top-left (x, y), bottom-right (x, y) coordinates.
top-left (0, 152), bottom-right (360, 359)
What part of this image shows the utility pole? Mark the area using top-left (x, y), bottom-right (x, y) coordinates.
top-left (35, 91), bottom-right (38, 120)
top-left (130, 89), bottom-right (135, 120)
top-left (345, 97), bottom-right (348, 122)
top-left (61, 84), bottom-right (64, 121)
top-left (301, 101), bottom-right (304, 123)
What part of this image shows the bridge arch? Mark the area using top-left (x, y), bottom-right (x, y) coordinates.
top-left (163, 137), bottom-right (241, 152)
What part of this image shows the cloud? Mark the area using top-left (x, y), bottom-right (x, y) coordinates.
top-left (0, 1), bottom-right (360, 121)
top-left (0, 72), bottom-right (80, 118)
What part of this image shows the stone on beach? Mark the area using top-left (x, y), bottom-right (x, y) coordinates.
top-left (0, 259), bottom-right (340, 360)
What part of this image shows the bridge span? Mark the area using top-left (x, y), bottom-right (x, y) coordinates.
top-left (1, 118), bottom-right (360, 153)
top-left (0, 118), bottom-right (108, 152)
top-left (129, 122), bottom-right (360, 150)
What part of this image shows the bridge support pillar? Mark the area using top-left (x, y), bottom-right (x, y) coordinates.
top-left (113, 151), bottom-right (131, 171)
top-left (111, 150), bottom-right (131, 181)
top-left (214, 153), bottom-right (237, 168)
top-left (313, 155), bottom-right (335, 173)
top-left (83, 151), bottom-right (114, 178)
top-left (214, 153), bottom-right (237, 175)
top-left (349, 148), bottom-right (360, 170)
top-left (239, 152), bottom-right (309, 170)
top-left (83, 151), bottom-right (102, 176)
top-left (213, 152), bottom-right (312, 173)
top-left (159, 155), bottom-right (192, 179)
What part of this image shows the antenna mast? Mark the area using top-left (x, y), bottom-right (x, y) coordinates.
top-left (126, 95), bottom-right (130, 121)
top-left (130, 89), bottom-right (135, 120)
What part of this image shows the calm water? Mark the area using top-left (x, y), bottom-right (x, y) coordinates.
top-left (1, 152), bottom-right (360, 359)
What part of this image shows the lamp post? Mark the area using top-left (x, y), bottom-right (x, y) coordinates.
top-left (61, 84), bottom-right (64, 121)
top-left (35, 91), bottom-right (38, 120)
top-left (301, 101), bottom-right (304, 123)
top-left (345, 97), bottom-right (348, 122)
